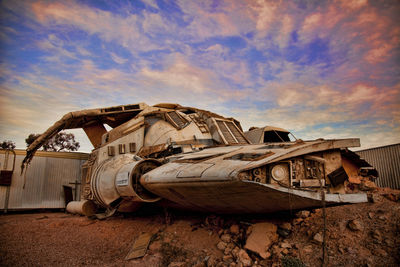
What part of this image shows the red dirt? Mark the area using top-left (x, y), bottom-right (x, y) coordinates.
top-left (0, 188), bottom-right (399, 267)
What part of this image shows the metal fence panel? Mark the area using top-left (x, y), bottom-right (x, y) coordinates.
top-left (0, 153), bottom-right (6, 209)
top-left (356, 143), bottom-right (400, 189)
top-left (0, 150), bottom-right (88, 210)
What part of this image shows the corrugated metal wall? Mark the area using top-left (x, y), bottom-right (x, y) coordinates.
top-left (356, 143), bottom-right (400, 189)
top-left (0, 149), bottom-right (88, 210)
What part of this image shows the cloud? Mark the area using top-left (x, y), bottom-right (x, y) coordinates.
top-left (0, 0), bottom-right (399, 152)
top-left (250, 0), bottom-right (279, 36)
top-left (30, 1), bottom-right (157, 53)
top-left (141, 0), bottom-right (159, 9)
top-left (110, 52), bottom-right (128, 64)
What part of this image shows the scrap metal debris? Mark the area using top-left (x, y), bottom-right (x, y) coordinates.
top-left (125, 232), bottom-right (153, 260)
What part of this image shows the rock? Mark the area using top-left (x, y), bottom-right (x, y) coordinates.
top-left (264, 251), bottom-right (271, 259)
top-left (218, 229), bottom-right (224, 236)
top-left (222, 255), bottom-right (233, 263)
top-left (272, 245), bottom-right (283, 256)
top-left (383, 193), bottom-right (400, 202)
top-left (378, 215), bottom-right (387, 221)
top-left (231, 246), bottom-right (240, 258)
top-left (338, 221), bottom-right (347, 232)
top-left (238, 249), bottom-right (252, 267)
top-left (303, 245), bottom-right (313, 254)
top-left (296, 210), bottom-right (310, 218)
top-left (281, 248), bottom-right (289, 255)
top-left (359, 180), bottom-right (376, 191)
top-left (220, 234), bottom-right (231, 243)
top-left (293, 218), bottom-right (303, 225)
top-left (277, 228), bottom-right (290, 237)
top-left (206, 256), bottom-right (217, 267)
top-left (224, 247), bottom-right (232, 255)
top-left (371, 230), bottom-right (382, 242)
top-left (375, 248), bottom-right (388, 257)
top-left (229, 224), bottom-right (240, 235)
top-left (384, 238), bottom-right (393, 246)
top-left (368, 193), bottom-right (382, 203)
top-left (329, 231), bottom-right (338, 239)
top-left (244, 222), bottom-right (278, 259)
top-left (347, 219), bottom-right (363, 231)
top-left (313, 208), bottom-right (322, 215)
top-left (313, 232), bottom-right (323, 244)
top-left (277, 223), bottom-right (291, 237)
top-left (246, 226), bottom-right (253, 235)
top-left (280, 242), bottom-right (292, 249)
top-left (306, 230), bottom-right (313, 237)
top-left (224, 243), bottom-right (233, 249)
top-left (368, 212), bottom-right (374, 219)
top-left (217, 241), bottom-right (228, 251)
top-left (279, 222), bottom-right (292, 231)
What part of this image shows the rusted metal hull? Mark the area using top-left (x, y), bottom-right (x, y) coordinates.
top-left (140, 139), bottom-right (370, 213)
top-left (143, 180), bottom-right (367, 213)
top-left (22, 102), bottom-right (376, 215)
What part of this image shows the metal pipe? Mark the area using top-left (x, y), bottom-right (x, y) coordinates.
top-left (66, 200), bottom-right (97, 216)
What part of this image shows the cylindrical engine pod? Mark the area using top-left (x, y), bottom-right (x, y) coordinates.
top-left (90, 155), bottom-right (161, 208)
top-left (115, 159), bottom-right (162, 201)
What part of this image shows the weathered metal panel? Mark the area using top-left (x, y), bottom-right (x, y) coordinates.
top-left (0, 153), bottom-right (6, 208)
top-left (356, 143), bottom-right (400, 189)
top-left (0, 149), bottom-right (88, 210)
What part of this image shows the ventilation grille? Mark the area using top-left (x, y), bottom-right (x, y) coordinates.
top-left (226, 121), bottom-right (247, 144)
top-left (217, 121), bottom-right (236, 144)
top-left (167, 111), bottom-right (187, 129)
top-left (217, 120), bottom-right (248, 144)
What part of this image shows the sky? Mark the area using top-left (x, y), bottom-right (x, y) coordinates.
top-left (0, 0), bottom-right (399, 152)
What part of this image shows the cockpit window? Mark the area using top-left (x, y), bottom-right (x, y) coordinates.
top-left (263, 131), bottom-right (291, 143)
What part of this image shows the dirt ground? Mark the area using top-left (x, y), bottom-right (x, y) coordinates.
top-left (1, 188), bottom-right (399, 267)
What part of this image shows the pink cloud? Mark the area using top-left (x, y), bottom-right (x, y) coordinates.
top-left (30, 1), bottom-right (157, 52)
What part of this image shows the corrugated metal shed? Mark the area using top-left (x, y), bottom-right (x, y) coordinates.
top-left (0, 149), bottom-right (88, 211)
top-left (356, 143), bottom-right (400, 189)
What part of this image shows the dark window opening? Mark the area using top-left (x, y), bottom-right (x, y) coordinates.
top-left (181, 109), bottom-right (196, 114)
top-left (263, 131), bottom-right (291, 143)
top-left (103, 107), bottom-right (123, 113)
top-left (124, 104), bottom-right (140, 110)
